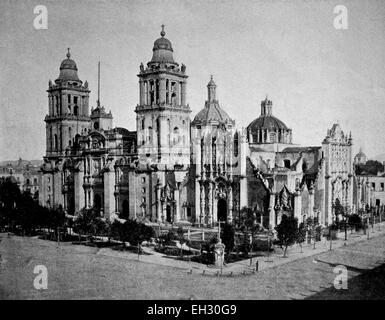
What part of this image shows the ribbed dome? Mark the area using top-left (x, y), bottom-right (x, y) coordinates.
top-left (248, 115), bottom-right (288, 131)
top-left (153, 37), bottom-right (173, 51)
top-left (192, 76), bottom-right (234, 126)
top-left (57, 49), bottom-right (80, 82)
top-left (193, 102), bottom-right (233, 125)
top-left (247, 97), bottom-right (288, 132)
top-left (150, 26), bottom-right (177, 65)
top-left (354, 148), bottom-right (367, 160)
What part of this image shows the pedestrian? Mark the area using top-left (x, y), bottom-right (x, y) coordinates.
top-left (255, 260), bottom-right (259, 272)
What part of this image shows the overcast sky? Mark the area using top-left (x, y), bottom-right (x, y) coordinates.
top-left (1, 0), bottom-right (384, 161)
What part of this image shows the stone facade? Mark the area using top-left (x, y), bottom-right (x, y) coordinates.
top-left (39, 27), bottom-right (357, 228)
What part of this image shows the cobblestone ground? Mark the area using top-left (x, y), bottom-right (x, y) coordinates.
top-left (0, 233), bottom-right (384, 300)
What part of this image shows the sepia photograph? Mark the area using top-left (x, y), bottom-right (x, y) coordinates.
top-left (1, 0), bottom-right (385, 307)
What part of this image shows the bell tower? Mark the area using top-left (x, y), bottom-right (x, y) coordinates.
top-left (45, 49), bottom-right (91, 158)
top-left (135, 26), bottom-right (191, 168)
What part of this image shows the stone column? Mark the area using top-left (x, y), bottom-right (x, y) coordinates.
top-left (181, 82), bottom-right (186, 106)
top-left (208, 182), bottom-right (213, 226)
top-left (162, 201), bottom-right (167, 223)
top-left (269, 192), bottom-right (276, 229)
top-left (156, 185), bottom-right (162, 222)
top-left (212, 186), bottom-right (217, 224)
top-left (89, 187), bottom-right (94, 208)
top-left (195, 180), bottom-right (200, 223)
top-left (174, 189), bottom-right (180, 223)
top-left (167, 80), bottom-right (171, 104)
top-left (74, 169), bottom-right (84, 213)
top-left (228, 185), bottom-right (233, 223)
top-left (200, 183), bottom-right (205, 225)
top-left (294, 191), bottom-right (302, 221)
top-left (159, 78), bottom-right (166, 104)
top-left (176, 81), bottom-right (181, 105)
top-left (139, 80), bottom-right (145, 105)
top-left (103, 169), bottom-right (115, 219)
top-left (309, 187), bottom-right (314, 218)
top-left (357, 181), bottom-right (362, 210)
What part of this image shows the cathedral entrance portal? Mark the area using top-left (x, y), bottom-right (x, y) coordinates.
top-left (166, 205), bottom-right (172, 223)
top-left (217, 198), bottom-right (227, 222)
top-left (121, 200), bottom-right (129, 219)
top-left (94, 194), bottom-right (102, 214)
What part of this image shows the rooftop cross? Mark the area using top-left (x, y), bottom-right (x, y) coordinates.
top-left (66, 48), bottom-right (71, 59)
top-left (161, 24), bottom-right (165, 37)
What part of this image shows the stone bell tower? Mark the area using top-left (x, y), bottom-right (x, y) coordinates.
top-left (45, 48), bottom-right (90, 158)
top-left (135, 25), bottom-right (191, 168)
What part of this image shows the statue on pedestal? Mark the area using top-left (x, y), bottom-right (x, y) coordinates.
top-left (214, 238), bottom-right (225, 268)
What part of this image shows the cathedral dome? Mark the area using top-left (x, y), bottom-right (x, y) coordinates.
top-left (193, 103), bottom-right (233, 125)
top-left (247, 97), bottom-right (292, 144)
top-left (192, 76), bottom-right (234, 126)
top-left (149, 25), bottom-right (177, 65)
top-left (248, 115), bottom-right (288, 131)
top-left (57, 49), bottom-right (80, 82)
top-left (354, 147), bottom-right (367, 165)
top-left (247, 97), bottom-right (288, 132)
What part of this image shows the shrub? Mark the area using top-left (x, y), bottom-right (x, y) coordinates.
top-left (348, 214), bottom-right (362, 231)
top-left (275, 215), bottom-right (299, 257)
top-left (221, 223), bottom-right (235, 255)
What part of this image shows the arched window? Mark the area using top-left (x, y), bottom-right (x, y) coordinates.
top-left (234, 131), bottom-right (239, 157)
top-left (173, 127), bottom-right (179, 146)
top-left (141, 118), bottom-right (145, 130)
top-left (73, 105), bottom-right (79, 116)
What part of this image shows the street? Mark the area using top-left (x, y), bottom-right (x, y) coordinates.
top-left (1, 232), bottom-right (385, 299)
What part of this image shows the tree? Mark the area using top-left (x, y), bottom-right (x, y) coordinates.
top-left (237, 206), bottom-right (261, 256)
top-left (221, 222), bottom-right (235, 256)
top-left (113, 219), bottom-right (155, 250)
top-left (0, 178), bottom-right (21, 228)
top-left (305, 217), bottom-right (319, 249)
top-left (355, 160), bottom-right (384, 176)
top-left (296, 222), bottom-right (306, 253)
top-left (73, 208), bottom-right (107, 242)
top-left (275, 215), bottom-right (299, 257)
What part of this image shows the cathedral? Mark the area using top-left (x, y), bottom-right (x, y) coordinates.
top-left (39, 27), bottom-right (355, 228)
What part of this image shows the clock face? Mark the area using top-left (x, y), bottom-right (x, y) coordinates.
top-left (94, 122), bottom-right (99, 130)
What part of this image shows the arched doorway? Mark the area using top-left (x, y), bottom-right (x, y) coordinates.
top-left (68, 196), bottom-right (75, 215)
top-left (121, 200), bottom-right (129, 219)
top-left (94, 194), bottom-right (102, 213)
top-left (217, 198), bottom-right (227, 222)
top-left (166, 205), bottom-right (172, 223)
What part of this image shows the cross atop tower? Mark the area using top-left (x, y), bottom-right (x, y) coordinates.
top-left (161, 24), bottom-right (166, 37)
top-left (67, 48), bottom-right (71, 59)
